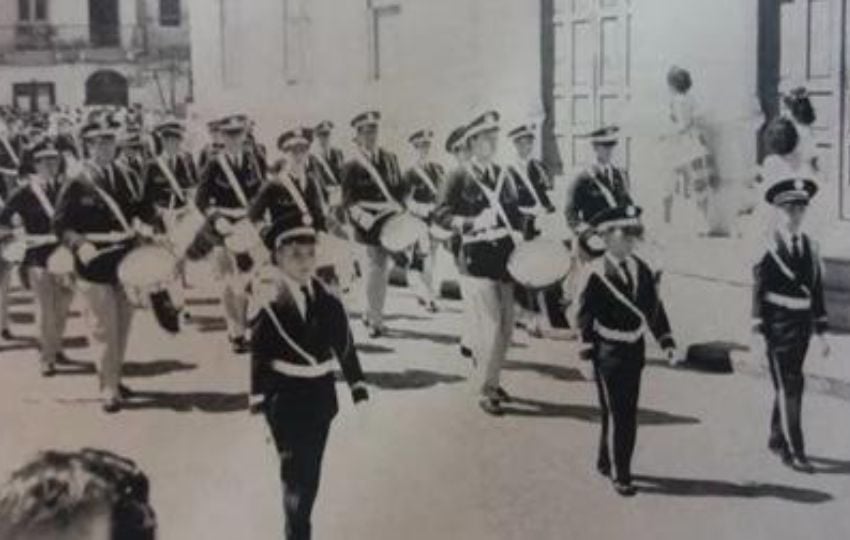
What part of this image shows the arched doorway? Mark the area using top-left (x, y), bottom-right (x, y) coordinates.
top-left (85, 70), bottom-right (129, 106)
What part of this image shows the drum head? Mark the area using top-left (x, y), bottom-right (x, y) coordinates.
top-left (508, 239), bottom-right (572, 289)
top-left (379, 213), bottom-right (427, 253)
top-left (47, 246), bottom-right (75, 275)
top-left (0, 240), bottom-right (26, 264)
top-left (118, 245), bottom-right (177, 288)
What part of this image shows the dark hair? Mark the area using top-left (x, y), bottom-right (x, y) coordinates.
top-left (0, 449), bottom-right (156, 540)
top-left (764, 117), bottom-right (800, 156)
top-left (666, 66), bottom-right (693, 94)
top-left (783, 90), bottom-right (816, 126)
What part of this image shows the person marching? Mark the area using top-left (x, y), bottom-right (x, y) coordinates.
top-left (115, 128), bottom-right (148, 182)
top-left (142, 119), bottom-right (199, 231)
top-left (53, 116), bottom-right (157, 413)
top-left (506, 123), bottom-right (565, 337)
top-left (752, 178), bottom-right (830, 473)
top-left (434, 111), bottom-right (524, 416)
top-left (309, 120), bottom-right (345, 192)
top-left (576, 204), bottom-right (677, 496)
top-left (0, 139), bottom-right (74, 376)
top-left (402, 129), bottom-right (446, 313)
top-left (342, 110), bottom-right (406, 338)
top-left (0, 121), bottom-right (20, 341)
top-left (250, 127), bottom-right (340, 287)
top-left (249, 207), bottom-right (369, 540)
top-left (198, 119), bottom-right (225, 173)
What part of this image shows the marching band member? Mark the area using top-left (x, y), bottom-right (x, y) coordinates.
top-left (434, 111), bottom-right (524, 416)
top-left (402, 129), bottom-right (445, 313)
top-left (116, 129), bottom-right (148, 182)
top-left (198, 119), bottom-right (225, 173)
top-left (342, 110), bottom-right (406, 338)
top-left (142, 120), bottom-right (199, 223)
top-left (576, 204), bottom-right (677, 496)
top-left (0, 121), bottom-right (19, 340)
top-left (444, 126), bottom-right (474, 359)
top-left (250, 127), bottom-right (338, 287)
top-left (195, 114), bottom-right (266, 354)
top-left (0, 139), bottom-right (73, 376)
top-left (53, 117), bottom-right (157, 413)
top-left (506, 123), bottom-right (565, 336)
top-left (752, 178), bottom-right (830, 473)
top-left (310, 120), bottom-right (345, 190)
top-left (249, 208), bottom-right (369, 540)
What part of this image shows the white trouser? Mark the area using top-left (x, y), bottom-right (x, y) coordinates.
top-left (462, 276), bottom-right (515, 396)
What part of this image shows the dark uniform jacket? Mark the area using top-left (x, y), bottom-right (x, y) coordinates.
top-left (566, 164), bottom-right (632, 232)
top-left (577, 254), bottom-right (675, 363)
top-left (752, 231), bottom-right (828, 340)
top-left (403, 162), bottom-right (445, 212)
top-left (0, 177), bottom-right (64, 267)
top-left (142, 152), bottom-right (199, 212)
top-left (433, 162), bottom-right (523, 280)
top-left (0, 135), bottom-right (21, 187)
top-left (197, 142), bottom-right (224, 173)
top-left (54, 161), bottom-right (154, 284)
top-left (195, 150), bottom-right (266, 218)
top-left (248, 171), bottom-right (328, 234)
top-left (250, 272), bottom-right (366, 421)
top-left (342, 147), bottom-right (406, 245)
top-left (309, 147), bottom-right (345, 189)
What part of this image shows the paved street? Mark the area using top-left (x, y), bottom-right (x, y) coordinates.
top-left (0, 262), bottom-right (849, 540)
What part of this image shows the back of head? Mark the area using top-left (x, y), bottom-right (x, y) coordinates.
top-left (764, 117), bottom-right (800, 157)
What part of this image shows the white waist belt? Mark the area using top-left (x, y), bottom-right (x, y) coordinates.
top-left (210, 206), bottom-right (247, 219)
top-left (24, 233), bottom-right (58, 246)
top-left (356, 201), bottom-right (397, 212)
top-left (271, 359), bottom-right (335, 378)
top-left (84, 232), bottom-right (134, 243)
top-left (463, 228), bottom-right (510, 243)
top-left (593, 320), bottom-right (646, 343)
top-left (764, 292), bottom-right (811, 310)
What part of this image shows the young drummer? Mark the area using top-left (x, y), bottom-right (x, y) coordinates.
top-left (249, 208), bottom-right (369, 540)
top-left (752, 178), bottom-right (830, 473)
top-left (576, 204), bottom-right (677, 496)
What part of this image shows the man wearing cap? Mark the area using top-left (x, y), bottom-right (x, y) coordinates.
top-left (576, 204), bottom-right (676, 496)
top-left (198, 119), bottom-right (225, 173)
top-left (249, 207), bottom-right (369, 540)
top-left (434, 111), bottom-right (524, 415)
top-left (54, 116), bottom-right (158, 413)
top-left (195, 113), bottom-right (267, 354)
top-left (752, 178), bottom-right (830, 473)
top-left (250, 127), bottom-right (337, 286)
top-left (0, 138), bottom-right (73, 375)
top-left (309, 121), bottom-right (345, 189)
top-left (143, 120), bottom-right (199, 220)
top-left (505, 123), bottom-right (566, 337)
top-left (402, 129), bottom-right (446, 313)
top-left (114, 129), bottom-right (147, 198)
top-left (342, 110), bottom-right (406, 338)
top-left (565, 126), bottom-right (633, 258)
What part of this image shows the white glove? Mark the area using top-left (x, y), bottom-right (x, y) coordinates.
top-left (817, 333), bottom-right (831, 358)
top-left (473, 208), bottom-right (498, 231)
top-left (665, 347), bottom-right (682, 367)
top-left (77, 242), bottom-right (98, 265)
top-left (135, 221), bottom-right (155, 239)
top-left (359, 212), bottom-right (376, 230)
top-left (214, 217), bottom-right (233, 235)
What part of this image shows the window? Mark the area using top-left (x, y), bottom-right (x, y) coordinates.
top-left (18, 0), bottom-right (48, 22)
top-left (283, 0), bottom-right (311, 84)
top-left (369, 2), bottom-right (401, 80)
top-left (160, 0), bottom-right (182, 27)
top-left (13, 82), bottom-right (55, 113)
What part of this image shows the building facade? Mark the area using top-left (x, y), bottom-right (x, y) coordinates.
top-left (0, 0), bottom-right (192, 112)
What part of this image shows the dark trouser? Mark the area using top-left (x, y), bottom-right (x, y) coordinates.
top-left (765, 315), bottom-right (812, 458)
top-left (265, 397), bottom-right (333, 540)
top-left (593, 341), bottom-right (645, 484)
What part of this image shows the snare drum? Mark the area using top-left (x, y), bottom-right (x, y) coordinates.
top-left (163, 205), bottom-right (206, 257)
top-left (507, 238), bottom-right (572, 289)
top-left (0, 238), bottom-right (26, 264)
top-left (379, 212), bottom-right (428, 253)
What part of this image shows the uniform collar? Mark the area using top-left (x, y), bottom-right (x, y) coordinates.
top-left (776, 227), bottom-right (803, 250)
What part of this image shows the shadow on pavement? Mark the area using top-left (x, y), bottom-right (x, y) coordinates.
top-left (633, 475), bottom-right (833, 504)
top-left (355, 343), bottom-right (396, 355)
top-left (189, 315), bottom-right (228, 333)
top-left (385, 328), bottom-right (460, 346)
top-left (503, 360), bottom-right (584, 383)
top-left (501, 397), bottom-right (700, 425)
top-left (123, 359), bottom-right (198, 377)
top-left (362, 369), bottom-right (466, 390)
top-left (808, 456), bottom-right (850, 475)
top-left (121, 391), bottom-right (248, 413)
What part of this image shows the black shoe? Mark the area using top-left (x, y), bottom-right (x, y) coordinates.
top-left (1, 328), bottom-right (13, 341)
top-left (102, 399), bottom-right (122, 414)
top-left (479, 397), bottom-right (504, 416)
top-left (149, 290), bottom-right (181, 334)
top-left (596, 457), bottom-right (611, 477)
top-left (368, 326), bottom-right (386, 339)
top-left (792, 456), bottom-right (815, 474)
top-left (495, 387), bottom-right (512, 403)
top-left (40, 363), bottom-right (56, 378)
top-left (118, 384), bottom-right (135, 399)
top-left (460, 345), bottom-right (473, 358)
top-left (55, 352), bottom-right (71, 365)
top-left (612, 480), bottom-right (637, 497)
top-left (769, 442), bottom-right (793, 466)
top-left (230, 335), bottom-right (249, 354)
top-left (426, 301), bottom-right (438, 314)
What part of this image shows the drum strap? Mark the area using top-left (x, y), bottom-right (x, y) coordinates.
top-left (590, 268), bottom-right (649, 330)
top-left (156, 155), bottom-right (187, 204)
top-left (466, 164), bottom-right (516, 236)
top-left (30, 182), bottom-right (55, 219)
top-left (767, 247), bottom-right (812, 297)
top-left (114, 162), bottom-right (140, 201)
top-left (217, 153), bottom-right (250, 208)
top-left (353, 152), bottom-right (399, 208)
top-left (313, 153), bottom-right (338, 185)
top-left (86, 174), bottom-right (133, 234)
top-left (1, 135), bottom-right (19, 168)
top-left (277, 173), bottom-right (311, 219)
top-left (261, 303), bottom-right (319, 366)
top-left (413, 165), bottom-right (438, 196)
top-left (511, 162), bottom-right (542, 208)
top-left (591, 166), bottom-right (618, 208)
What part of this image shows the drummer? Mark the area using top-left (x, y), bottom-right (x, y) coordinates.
top-left (53, 116), bottom-right (158, 413)
top-left (198, 119), bottom-right (225, 173)
top-left (195, 113), bottom-right (266, 354)
top-left (506, 123), bottom-right (566, 336)
top-left (142, 119), bottom-right (199, 232)
top-left (115, 127), bottom-right (147, 185)
top-left (309, 121), bottom-right (345, 191)
top-left (342, 110), bottom-right (406, 338)
top-left (250, 127), bottom-right (339, 287)
top-left (434, 111), bottom-right (524, 416)
top-left (402, 129), bottom-right (445, 313)
top-left (0, 139), bottom-right (73, 376)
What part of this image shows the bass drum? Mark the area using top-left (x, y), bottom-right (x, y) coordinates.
top-left (163, 205), bottom-right (206, 257)
top-left (118, 244), bottom-right (178, 290)
top-left (507, 238), bottom-right (572, 290)
top-left (379, 212), bottom-right (428, 253)
top-left (46, 245), bottom-right (75, 276)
